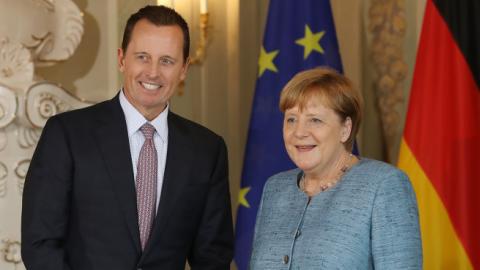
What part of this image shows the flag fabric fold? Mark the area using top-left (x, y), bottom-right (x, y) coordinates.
top-left (398, 0), bottom-right (480, 269)
top-left (234, 1), bottom-right (343, 269)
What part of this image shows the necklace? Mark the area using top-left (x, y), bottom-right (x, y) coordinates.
top-left (300, 153), bottom-right (355, 196)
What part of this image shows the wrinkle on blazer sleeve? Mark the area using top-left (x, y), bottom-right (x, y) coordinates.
top-left (21, 116), bottom-right (73, 270)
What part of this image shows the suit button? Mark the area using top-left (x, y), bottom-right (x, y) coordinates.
top-left (295, 229), bottom-right (301, 238)
top-left (283, 255), bottom-right (289, 264)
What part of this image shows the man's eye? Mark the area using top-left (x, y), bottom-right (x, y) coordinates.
top-left (137, 55), bottom-right (148, 61)
top-left (160, 58), bottom-right (174, 65)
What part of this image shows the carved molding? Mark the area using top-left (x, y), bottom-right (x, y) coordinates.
top-left (26, 82), bottom-right (91, 128)
top-left (15, 159), bottom-right (30, 196)
top-left (0, 1), bottom-right (86, 267)
top-left (368, 0), bottom-right (407, 160)
top-left (0, 162), bottom-right (6, 198)
top-left (0, 131), bottom-right (6, 151)
top-left (1, 239), bottom-right (22, 265)
top-left (0, 84), bottom-right (17, 129)
top-left (29, 0), bottom-right (56, 12)
top-left (0, 0), bottom-right (84, 66)
top-left (0, 39), bottom-right (34, 89)
top-left (17, 126), bottom-right (41, 149)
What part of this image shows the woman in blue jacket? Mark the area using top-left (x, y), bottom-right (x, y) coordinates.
top-left (250, 67), bottom-right (422, 269)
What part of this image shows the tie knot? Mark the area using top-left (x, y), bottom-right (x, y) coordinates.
top-left (140, 123), bottom-right (155, 140)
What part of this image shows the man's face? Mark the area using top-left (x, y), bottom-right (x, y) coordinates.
top-left (118, 19), bottom-right (189, 120)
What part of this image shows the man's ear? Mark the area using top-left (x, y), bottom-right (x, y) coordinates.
top-left (118, 48), bottom-right (125, 72)
top-left (180, 57), bottom-right (190, 81)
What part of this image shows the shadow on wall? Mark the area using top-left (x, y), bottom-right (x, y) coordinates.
top-left (36, 0), bottom-right (100, 94)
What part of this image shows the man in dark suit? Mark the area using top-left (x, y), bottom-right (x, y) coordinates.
top-left (21, 5), bottom-right (233, 270)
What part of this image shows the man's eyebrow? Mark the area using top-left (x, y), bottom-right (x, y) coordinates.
top-left (160, 55), bottom-right (175, 59)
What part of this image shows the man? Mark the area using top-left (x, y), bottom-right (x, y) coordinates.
top-left (21, 5), bottom-right (233, 270)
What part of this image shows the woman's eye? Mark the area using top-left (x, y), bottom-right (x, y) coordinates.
top-left (286, 117), bottom-right (295, 123)
top-left (310, 118), bottom-right (322, 123)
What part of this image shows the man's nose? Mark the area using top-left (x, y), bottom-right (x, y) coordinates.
top-left (146, 62), bottom-right (160, 78)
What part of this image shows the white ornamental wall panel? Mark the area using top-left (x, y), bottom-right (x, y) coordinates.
top-left (0, 1), bottom-right (90, 269)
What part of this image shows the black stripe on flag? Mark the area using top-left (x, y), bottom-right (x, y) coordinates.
top-left (433, 0), bottom-right (480, 89)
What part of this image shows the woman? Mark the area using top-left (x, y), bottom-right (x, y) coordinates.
top-left (250, 67), bottom-right (422, 269)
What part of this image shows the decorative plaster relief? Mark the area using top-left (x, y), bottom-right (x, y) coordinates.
top-left (0, 0), bottom-right (84, 65)
top-left (15, 159), bottom-right (30, 196)
top-left (17, 126), bottom-right (41, 149)
top-left (0, 162), bottom-right (7, 197)
top-left (30, 0), bottom-right (55, 12)
top-left (0, 0), bottom-right (86, 268)
top-left (0, 131), bottom-right (6, 151)
top-left (0, 85), bottom-right (18, 129)
top-left (0, 39), bottom-right (34, 89)
top-left (26, 82), bottom-right (91, 128)
top-left (1, 239), bottom-right (22, 267)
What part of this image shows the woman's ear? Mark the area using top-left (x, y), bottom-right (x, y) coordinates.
top-left (341, 117), bottom-right (352, 143)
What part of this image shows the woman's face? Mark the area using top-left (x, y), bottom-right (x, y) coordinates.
top-left (283, 95), bottom-right (351, 176)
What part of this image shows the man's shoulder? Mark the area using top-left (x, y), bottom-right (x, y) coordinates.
top-left (49, 97), bottom-right (117, 124)
top-left (168, 111), bottom-right (222, 142)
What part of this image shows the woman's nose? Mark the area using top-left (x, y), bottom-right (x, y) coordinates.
top-left (293, 121), bottom-right (309, 138)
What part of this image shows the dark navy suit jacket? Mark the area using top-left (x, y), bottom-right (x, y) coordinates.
top-left (21, 95), bottom-right (234, 270)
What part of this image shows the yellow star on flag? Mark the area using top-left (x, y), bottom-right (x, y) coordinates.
top-left (258, 46), bottom-right (279, 77)
top-left (238, 187), bottom-right (251, 208)
top-left (295, 24), bottom-right (325, 59)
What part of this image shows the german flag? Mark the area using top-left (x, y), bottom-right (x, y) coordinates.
top-left (398, 0), bottom-right (480, 269)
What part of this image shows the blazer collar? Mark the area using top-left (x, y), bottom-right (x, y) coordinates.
top-left (93, 95), bottom-right (195, 259)
top-left (93, 94), bottom-right (142, 254)
top-left (140, 112), bottom-right (194, 257)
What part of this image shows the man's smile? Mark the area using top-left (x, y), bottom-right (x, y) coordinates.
top-left (140, 81), bottom-right (162, 90)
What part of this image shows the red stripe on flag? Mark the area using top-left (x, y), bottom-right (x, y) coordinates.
top-left (404, 0), bottom-right (480, 267)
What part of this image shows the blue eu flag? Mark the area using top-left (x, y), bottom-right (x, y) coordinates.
top-left (234, 1), bottom-right (343, 269)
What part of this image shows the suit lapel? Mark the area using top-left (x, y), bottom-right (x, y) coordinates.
top-left (93, 96), bottom-right (141, 253)
top-left (142, 112), bottom-right (193, 255)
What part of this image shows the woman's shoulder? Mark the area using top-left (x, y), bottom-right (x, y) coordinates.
top-left (267, 168), bottom-right (301, 182)
top-left (350, 158), bottom-right (411, 189)
top-left (354, 158), bottom-right (407, 178)
top-left (262, 168), bottom-right (301, 191)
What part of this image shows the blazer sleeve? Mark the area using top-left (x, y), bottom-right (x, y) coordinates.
top-left (248, 175), bottom-right (269, 269)
top-left (371, 169), bottom-right (423, 269)
top-left (21, 116), bottom-right (72, 270)
top-left (188, 137), bottom-right (234, 270)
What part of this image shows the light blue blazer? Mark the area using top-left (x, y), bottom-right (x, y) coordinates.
top-left (250, 158), bottom-right (422, 270)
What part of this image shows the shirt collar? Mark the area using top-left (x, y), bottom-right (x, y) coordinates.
top-left (119, 89), bottom-right (168, 142)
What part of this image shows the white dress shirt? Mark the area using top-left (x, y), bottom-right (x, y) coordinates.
top-left (119, 90), bottom-right (168, 212)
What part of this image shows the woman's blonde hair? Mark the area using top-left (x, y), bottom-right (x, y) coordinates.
top-left (279, 67), bottom-right (363, 151)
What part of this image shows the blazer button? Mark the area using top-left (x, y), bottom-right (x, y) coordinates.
top-left (283, 255), bottom-right (289, 264)
top-left (295, 229), bottom-right (301, 238)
